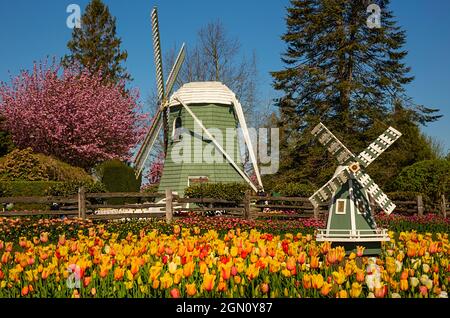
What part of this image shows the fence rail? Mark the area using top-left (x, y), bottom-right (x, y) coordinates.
top-left (1, 189), bottom-right (447, 223)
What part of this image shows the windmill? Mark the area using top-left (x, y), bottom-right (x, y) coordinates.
top-left (308, 123), bottom-right (401, 254)
top-left (133, 7), bottom-right (263, 197)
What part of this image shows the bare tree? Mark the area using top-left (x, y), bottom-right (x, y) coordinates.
top-left (164, 20), bottom-right (260, 125)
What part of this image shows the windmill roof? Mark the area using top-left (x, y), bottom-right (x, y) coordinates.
top-left (169, 81), bottom-right (237, 106)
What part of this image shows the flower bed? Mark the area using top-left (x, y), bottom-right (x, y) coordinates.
top-left (0, 217), bottom-right (448, 298)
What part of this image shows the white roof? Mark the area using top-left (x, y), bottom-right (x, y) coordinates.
top-left (169, 81), bottom-right (236, 106)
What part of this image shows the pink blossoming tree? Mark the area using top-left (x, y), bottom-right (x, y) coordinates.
top-left (0, 61), bottom-right (147, 169)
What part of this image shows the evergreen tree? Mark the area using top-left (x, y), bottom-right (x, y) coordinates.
top-left (0, 115), bottom-right (15, 157)
top-left (62, 0), bottom-right (130, 84)
top-left (271, 0), bottom-right (440, 186)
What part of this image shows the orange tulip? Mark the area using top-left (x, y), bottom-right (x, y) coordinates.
top-left (261, 283), bottom-right (269, 294)
top-left (83, 276), bottom-right (92, 288)
top-left (400, 279), bottom-right (408, 291)
top-left (202, 274), bottom-right (216, 292)
top-left (310, 256), bottom-right (320, 269)
top-left (113, 267), bottom-right (124, 281)
top-left (186, 283), bottom-right (197, 296)
top-left (40, 232), bottom-right (48, 243)
top-left (375, 284), bottom-right (387, 298)
top-left (327, 249), bottom-right (337, 265)
top-left (355, 269), bottom-right (365, 283)
top-left (297, 252), bottom-right (306, 265)
top-left (302, 274), bottom-right (312, 289)
top-left (21, 286), bottom-right (29, 297)
top-left (320, 282), bottom-right (332, 296)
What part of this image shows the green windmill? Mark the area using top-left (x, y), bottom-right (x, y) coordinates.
top-left (309, 123), bottom-right (402, 254)
top-left (133, 7), bottom-right (263, 197)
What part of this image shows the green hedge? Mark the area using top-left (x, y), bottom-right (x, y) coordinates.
top-left (0, 180), bottom-right (106, 210)
top-left (94, 160), bottom-right (142, 205)
top-left (0, 181), bottom-right (62, 210)
top-left (272, 182), bottom-right (315, 197)
top-left (392, 160), bottom-right (450, 202)
top-left (184, 182), bottom-right (249, 206)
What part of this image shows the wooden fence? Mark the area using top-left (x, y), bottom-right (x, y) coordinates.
top-left (0, 189), bottom-right (447, 223)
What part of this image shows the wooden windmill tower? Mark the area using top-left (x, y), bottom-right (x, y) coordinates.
top-left (133, 8), bottom-right (263, 196)
top-left (309, 123), bottom-right (402, 254)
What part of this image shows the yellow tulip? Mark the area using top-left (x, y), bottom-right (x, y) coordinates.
top-left (350, 282), bottom-right (362, 298)
top-left (311, 274), bottom-right (324, 289)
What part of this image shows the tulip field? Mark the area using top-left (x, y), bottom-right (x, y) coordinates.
top-left (0, 216), bottom-right (448, 298)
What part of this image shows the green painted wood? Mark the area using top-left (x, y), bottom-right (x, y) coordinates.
top-left (158, 103), bottom-right (245, 196)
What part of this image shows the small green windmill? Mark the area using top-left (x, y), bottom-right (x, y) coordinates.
top-left (133, 7), bottom-right (263, 197)
top-left (309, 123), bottom-right (402, 254)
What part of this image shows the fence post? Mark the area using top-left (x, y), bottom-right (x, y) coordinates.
top-left (313, 205), bottom-right (319, 220)
top-left (441, 194), bottom-right (447, 218)
top-left (417, 195), bottom-right (424, 217)
top-left (165, 189), bottom-right (173, 224)
top-left (243, 190), bottom-right (251, 219)
top-left (78, 187), bottom-right (86, 220)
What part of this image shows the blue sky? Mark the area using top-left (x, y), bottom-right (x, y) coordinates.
top-left (0, 0), bottom-right (449, 152)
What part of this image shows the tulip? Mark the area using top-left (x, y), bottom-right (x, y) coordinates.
top-left (400, 279), bottom-right (408, 291)
top-left (310, 256), bottom-right (320, 269)
top-left (410, 277), bottom-right (419, 288)
top-left (261, 283), bottom-right (269, 294)
top-left (173, 225), bottom-right (181, 235)
top-left (113, 267), bottom-right (124, 281)
top-left (40, 232), bottom-right (49, 243)
top-left (203, 274), bottom-right (216, 292)
top-left (419, 286), bottom-right (428, 297)
top-left (374, 284), bottom-right (387, 298)
top-left (332, 269), bottom-right (346, 285)
top-left (21, 286), bottom-right (29, 297)
top-left (170, 288), bottom-right (181, 298)
top-left (356, 246), bottom-right (365, 257)
top-left (168, 262), bottom-right (177, 275)
top-left (326, 249), bottom-right (337, 265)
top-left (336, 290), bottom-right (348, 298)
top-left (186, 283), bottom-right (197, 297)
top-left (311, 274), bottom-right (324, 289)
top-left (350, 282), bottom-right (362, 298)
top-left (91, 288), bottom-right (97, 296)
top-left (320, 282), bottom-right (332, 296)
top-left (302, 274), bottom-right (312, 289)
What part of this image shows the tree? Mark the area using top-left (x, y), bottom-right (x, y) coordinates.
top-left (167, 20), bottom-right (259, 123)
top-left (62, 0), bottom-right (130, 85)
top-left (0, 115), bottom-right (15, 156)
top-left (271, 0), bottom-right (441, 186)
top-left (0, 61), bottom-right (146, 169)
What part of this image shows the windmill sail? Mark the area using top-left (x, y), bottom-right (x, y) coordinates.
top-left (353, 170), bottom-right (396, 215)
top-left (357, 127), bottom-right (402, 168)
top-left (134, 109), bottom-right (163, 177)
top-left (309, 166), bottom-right (352, 207)
top-left (151, 7), bottom-right (165, 102)
top-left (311, 123), bottom-right (355, 165)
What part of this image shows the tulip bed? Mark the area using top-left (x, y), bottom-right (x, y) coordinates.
top-left (0, 216), bottom-right (448, 298)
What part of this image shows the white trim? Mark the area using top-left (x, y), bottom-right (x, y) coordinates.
top-left (231, 96), bottom-right (264, 191)
top-left (316, 228), bottom-right (390, 242)
top-left (349, 179), bottom-right (357, 236)
top-left (335, 199), bottom-right (347, 215)
top-left (174, 95), bottom-right (258, 192)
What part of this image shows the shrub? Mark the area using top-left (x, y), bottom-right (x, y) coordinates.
top-left (0, 148), bottom-right (93, 182)
top-left (0, 181), bottom-right (62, 210)
top-left (392, 160), bottom-right (450, 202)
top-left (95, 159), bottom-right (142, 204)
top-left (141, 183), bottom-right (160, 194)
top-left (272, 182), bottom-right (315, 197)
top-left (45, 181), bottom-right (106, 197)
top-left (184, 182), bottom-right (249, 205)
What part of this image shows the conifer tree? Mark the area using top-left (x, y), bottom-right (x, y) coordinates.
top-left (62, 0), bottom-right (130, 84)
top-left (271, 0), bottom-right (440, 186)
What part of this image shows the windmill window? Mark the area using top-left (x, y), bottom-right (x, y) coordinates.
top-left (336, 199), bottom-right (346, 215)
top-left (172, 117), bottom-right (182, 142)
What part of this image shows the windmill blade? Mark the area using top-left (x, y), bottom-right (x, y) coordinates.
top-left (309, 166), bottom-right (352, 207)
top-left (311, 123), bottom-right (355, 165)
top-left (165, 43), bottom-right (186, 98)
top-left (134, 109), bottom-right (163, 177)
top-left (151, 7), bottom-right (165, 102)
top-left (353, 170), bottom-right (396, 215)
top-left (357, 126), bottom-right (402, 168)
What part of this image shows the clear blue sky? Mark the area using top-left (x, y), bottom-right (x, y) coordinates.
top-left (0, 0), bottom-right (449, 152)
